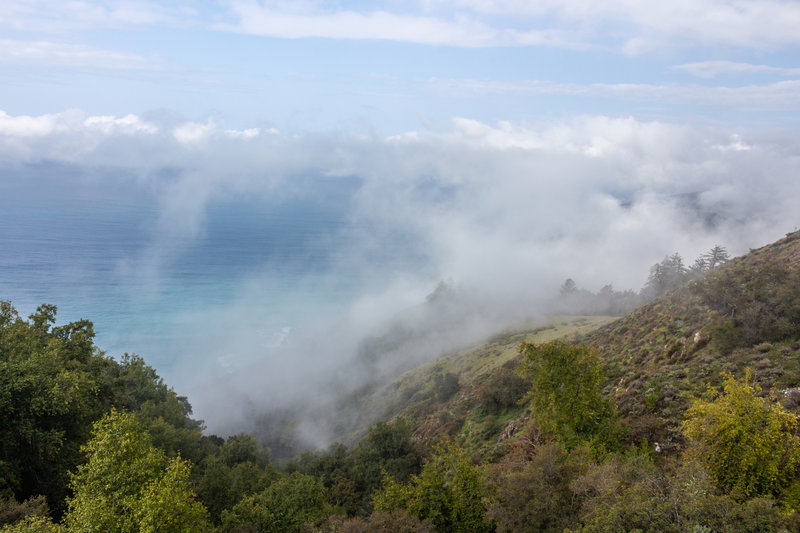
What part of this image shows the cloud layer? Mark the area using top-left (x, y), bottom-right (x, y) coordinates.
top-left (2, 109), bottom-right (796, 304)
top-left (2, 108), bottom-right (798, 441)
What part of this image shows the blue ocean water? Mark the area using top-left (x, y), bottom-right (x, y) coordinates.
top-left (0, 162), bottom-right (378, 389)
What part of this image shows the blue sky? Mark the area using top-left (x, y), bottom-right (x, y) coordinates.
top-left (2, 0), bottom-right (800, 132)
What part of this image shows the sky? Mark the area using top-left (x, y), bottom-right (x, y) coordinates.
top-left (2, 1), bottom-right (800, 437)
top-left (2, 0), bottom-right (800, 132)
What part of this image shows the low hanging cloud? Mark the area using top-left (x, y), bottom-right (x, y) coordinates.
top-left (2, 108), bottom-right (797, 293)
top-left (2, 109), bottom-right (799, 441)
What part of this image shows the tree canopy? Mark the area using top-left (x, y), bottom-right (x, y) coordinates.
top-left (374, 443), bottom-right (493, 533)
top-left (518, 340), bottom-right (616, 449)
top-left (65, 409), bottom-right (210, 533)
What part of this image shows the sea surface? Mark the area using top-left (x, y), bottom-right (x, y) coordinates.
top-left (0, 162), bottom-right (404, 391)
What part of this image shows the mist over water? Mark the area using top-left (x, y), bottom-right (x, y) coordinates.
top-left (1, 112), bottom-right (798, 444)
top-left (0, 164), bottom-right (369, 384)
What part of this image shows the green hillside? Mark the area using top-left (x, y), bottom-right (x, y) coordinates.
top-left (345, 316), bottom-right (617, 459)
top-left (585, 229), bottom-right (800, 453)
top-left (355, 231), bottom-right (800, 461)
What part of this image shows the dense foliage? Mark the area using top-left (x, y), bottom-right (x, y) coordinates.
top-left (683, 370), bottom-right (800, 499)
top-left (65, 410), bottom-right (210, 533)
top-left (518, 340), bottom-right (617, 450)
top-left (374, 443), bottom-right (492, 532)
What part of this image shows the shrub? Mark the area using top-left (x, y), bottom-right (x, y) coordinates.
top-left (682, 370), bottom-right (800, 499)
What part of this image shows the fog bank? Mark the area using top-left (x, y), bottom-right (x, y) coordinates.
top-left (2, 111), bottom-right (798, 447)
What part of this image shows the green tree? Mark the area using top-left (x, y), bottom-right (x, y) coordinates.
top-left (197, 451), bottom-right (273, 525)
top-left (350, 418), bottom-right (422, 514)
top-left (374, 444), bottom-right (493, 533)
top-left (219, 472), bottom-right (329, 532)
top-left (518, 340), bottom-right (616, 449)
top-left (682, 370), bottom-right (800, 499)
top-left (65, 409), bottom-right (210, 532)
top-left (0, 302), bottom-right (209, 515)
top-left (0, 515), bottom-right (65, 533)
top-left (0, 302), bottom-right (111, 512)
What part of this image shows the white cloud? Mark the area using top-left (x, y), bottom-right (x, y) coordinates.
top-left (672, 60), bottom-right (800, 78)
top-left (83, 114), bottom-right (158, 135)
top-left (0, 39), bottom-right (164, 70)
top-left (434, 0), bottom-right (800, 50)
top-left (3, 108), bottom-right (799, 437)
top-left (219, 0), bottom-right (800, 51)
top-left (0, 110), bottom-right (61, 137)
top-left (4, 0), bottom-right (800, 53)
top-left (173, 120), bottom-right (218, 144)
top-left (224, 127), bottom-right (263, 139)
top-left (0, 0), bottom-right (196, 32)
top-left (223, 2), bottom-right (499, 47)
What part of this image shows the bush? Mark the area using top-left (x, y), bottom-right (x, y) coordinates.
top-left (479, 368), bottom-right (529, 414)
top-left (518, 340), bottom-right (617, 449)
top-left (374, 444), bottom-right (493, 533)
top-left (434, 373), bottom-right (460, 403)
top-left (682, 370), bottom-right (800, 499)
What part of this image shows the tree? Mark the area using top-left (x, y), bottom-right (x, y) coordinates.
top-left (560, 279), bottom-right (577, 296)
top-left (374, 444), bottom-right (493, 533)
top-left (704, 245), bottom-right (730, 269)
top-left (219, 472), bottom-right (329, 533)
top-left (65, 410), bottom-right (210, 532)
top-left (0, 516), bottom-right (64, 533)
top-left (0, 302), bottom-right (208, 515)
top-left (688, 256), bottom-right (708, 279)
top-left (643, 253), bottom-right (688, 298)
top-left (488, 442), bottom-right (583, 532)
top-left (518, 340), bottom-right (616, 449)
top-left (352, 418), bottom-right (422, 513)
top-left (0, 302), bottom-right (110, 512)
top-left (682, 370), bottom-right (800, 499)
top-left (197, 443), bottom-right (273, 525)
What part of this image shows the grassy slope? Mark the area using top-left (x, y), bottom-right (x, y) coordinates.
top-left (345, 315), bottom-right (617, 459)
top-left (582, 229), bottom-right (800, 452)
top-left (349, 230), bottom-right (800, 462)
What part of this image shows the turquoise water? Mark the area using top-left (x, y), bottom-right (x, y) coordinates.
top-left (0, 162), bottom-right (385, 389)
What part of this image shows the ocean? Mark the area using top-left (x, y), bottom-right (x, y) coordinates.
top-left (0, 162), bottom-right (385, 391)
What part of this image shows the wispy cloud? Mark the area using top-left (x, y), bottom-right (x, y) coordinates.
top-left (672, 60), bottom-right (800, 78)
top-left (431, 0), bottom-right (800, 50)
top-left (221, 2), bottom-right (563, 48)
top-left (4, 1), bottom-right (800, 53)
top-left (424, 77), bottom-right (800, 109)
top-left (219, 0), bottom-right (800, 51)
top-left (0, 0), bottom-right (197, 32)
top-left (0, 39), bottom-right (165, 70)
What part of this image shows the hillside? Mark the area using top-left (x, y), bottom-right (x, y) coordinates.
top-left (584, 229), bottom-right (800, 452)
top-left (340, 315), bottom-right (617, 457)
top-left (334, 230), bottom-right (800, 470)
top-left (4, 230), bottom-right (800, 532)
